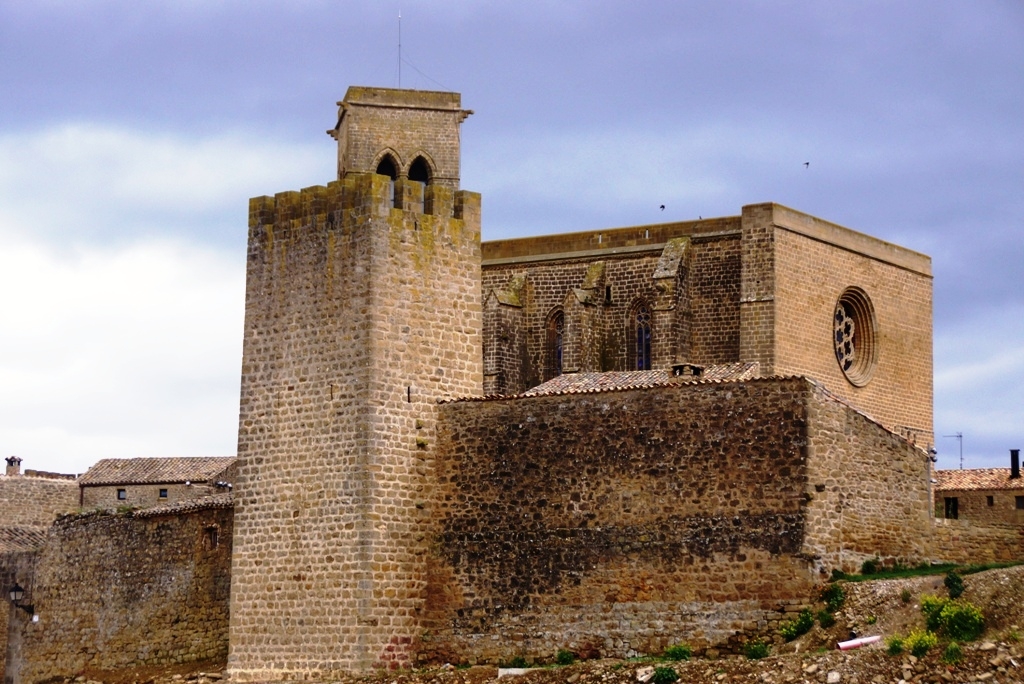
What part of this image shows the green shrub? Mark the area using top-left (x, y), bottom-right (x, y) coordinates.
top-left (900, 588), bottom-right (912, 604)
top-left (921, 594), bottom-right (949, 632)
top-left (819, 584), bottom-right (846, 612)
top-left (861, 557), bottom-right (879, 575)
top-left (662, 643), bottom-right (691, 661)
top-left (865, 615), bottom-right (877, 625)
top-left (779, 610), bottom-right (815, 641)
top-left (650, 666), bottom-right (679, 684)
top-left (555, 649), bottom-right (576, 666)
top-left (941, 641), bottom-right (963, 664)
top-left (940, 600), bottom-right (985, 642)
top-left (505, 656), bottom-right (528, 668)
top-left (885, 635), bottom-right (904, 656)
top-left (817, 610), bottom-right (836, 629)
top-left (1008, 629), bottom-right (1021, 643)
top-left (944, 570), bottom-right (965, 599)
top-left (744, 639), bottom-right (770, 660)
top-left (904, 629), bottom-right (938, 657)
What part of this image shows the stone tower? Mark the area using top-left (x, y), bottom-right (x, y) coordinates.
top-left (228, 87), bottom-right (482, 679)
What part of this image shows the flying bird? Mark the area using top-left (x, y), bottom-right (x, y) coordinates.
top-left (659, 205), bottom-right (665, 211)
top-left (804, 162), bottom-right (810, 168)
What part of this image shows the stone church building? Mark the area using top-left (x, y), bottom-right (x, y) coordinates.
top-left (2, 87), bottom-right (945, 682)
top-left (226, 87), bottom-right (934, 678)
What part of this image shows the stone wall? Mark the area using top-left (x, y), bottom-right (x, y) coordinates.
top-left (932, 518), bottom-right (1024, 564)
top-left (768, 204), bottom-right (933, 447)
top-left (481, 220), bottom-right (743, 394)
top-left (423, 379), bottom-right (818, 664)
top-left (934, 489), bottom-right (1024, 527)
top-left (0, 550), bottom-right (38, 684)
top-left (0, 474), bottom-right (78, 528)
top-left (229, 167), bottom-right (482, 676)
top-left (81, 482), bottom-right (223, 510)
top-left (802, 384), bottom-right (933, 574)
top-left (9, 502), bottom-right (232, 684)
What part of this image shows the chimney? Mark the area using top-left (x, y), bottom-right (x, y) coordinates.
top-left (5, 456), bottom-right (22, 477)
top-left (1011, 449), bottom-right (1020, 480)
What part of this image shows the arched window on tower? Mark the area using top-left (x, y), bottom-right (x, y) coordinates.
top-left (633, 304), bottom-right (652, 371)
top-left (376, 155), bottom-right (398, 207)
top-left (408, 156), bottom-right (431, 185)
top-left (545, 309), bottom-right (565, 380)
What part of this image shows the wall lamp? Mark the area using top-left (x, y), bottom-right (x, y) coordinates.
top-left (8, 583), bottom-right (34, 614)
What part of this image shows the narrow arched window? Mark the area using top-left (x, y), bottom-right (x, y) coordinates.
top-left (408, 156), bottom-right (431, 185)
top-left (635, 305), bottom-right (652, 370)
top-left (545, 310), bottom-right (565, 380)
top-left (376, 155), bottom-right (398, 207)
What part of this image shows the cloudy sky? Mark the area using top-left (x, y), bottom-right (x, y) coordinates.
top-left (1, 1), bottom-right (1021, 475)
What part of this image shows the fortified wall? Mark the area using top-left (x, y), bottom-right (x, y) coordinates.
top-left (6, 497), bottom-right (233, 684)
top-left (421, 377), bottom-right (931, 664)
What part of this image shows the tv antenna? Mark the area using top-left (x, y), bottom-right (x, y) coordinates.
top-left (943, 432), bottom-right (963, 469)
top-left (397, 9), bottom-right (402, 88)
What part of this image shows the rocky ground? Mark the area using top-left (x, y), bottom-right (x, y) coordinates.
top-left (72, 565), bottom-right (1024, 684)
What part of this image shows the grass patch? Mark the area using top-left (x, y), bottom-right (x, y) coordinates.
top-left (837, 561), bottom-right (1021, 583)
top-left (744, 639), bottom-right (770, 660)
top-left (779, 610), bottom-right (814, 641)
top-left (662, 643), bottom-right (691, 661)
top-left (555, 650), bottom-right (576, 666)
top-left (650, 666), bottom-right (679, 684)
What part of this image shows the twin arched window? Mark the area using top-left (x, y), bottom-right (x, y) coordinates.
top-left (376, 154), bottom-right (432, 208)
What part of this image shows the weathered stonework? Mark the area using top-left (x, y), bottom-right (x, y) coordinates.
top-left (7, 500), bottom-right (232, 684)
top-left (228, 87), bottom-right (481, 679)
top-left (419, 378), bottom-right (932, 664)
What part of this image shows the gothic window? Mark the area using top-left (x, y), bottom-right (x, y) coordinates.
top-left (833, 287), bottom-right (878, 386)
top-left (408, 156), bottom-right (431, 184)
top-left (376, 154), bottom-right (398, 207)
top-left (634, 304), bottom-right (652, 371)
top-left (545, 309), bottom-right (564, 380)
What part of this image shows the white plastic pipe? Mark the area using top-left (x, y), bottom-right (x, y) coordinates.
top-left (838, 635), bottom-right (882, 650)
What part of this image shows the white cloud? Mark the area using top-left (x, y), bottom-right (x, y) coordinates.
top-left (0, 123), bottom-right (313, 474)
top-left (0, 123), bottom-right (331, 243)
top-left (0, 235), bottom-right (245, 475)
top-left (934, 304), bottom-right (1024, 469)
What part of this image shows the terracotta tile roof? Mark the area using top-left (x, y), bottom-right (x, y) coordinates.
top-left (934, 468), bottom-right (1024, 492)
top-left (520, 362), bottom-right (761, 398)
top-left (0, 525), bottom-right (49, 552)
top-left (79, 457), bottom-right (236, 487)
top-left (133, 492), bottom-right (234, 518)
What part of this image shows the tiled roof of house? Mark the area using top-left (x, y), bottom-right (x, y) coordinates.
top-left (934, 468), bottom-right (1024, 492)
top-left (520, 362), bottom-right (761, 397)
top-left (0, 525), bottom-right (49, 553)
top-left (79, 457), bottom-right (236, 487)
top-left (133, 492), bottom-right (234, 518)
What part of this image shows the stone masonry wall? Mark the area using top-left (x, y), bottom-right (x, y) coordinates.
top-left (423, 379), bottom-right (818, 664)
top-left (481, 227), bottom-right (741, 394)
top-left (81, 483), bottom-right (223, 510)
top-left (931, 518), bottom-right (1024, 564)
top-left (11, 505), bottom-right (232, 684)
top-left (0, 550), bottom-right (38, 684)
top-left (802, 384), bottom-right (933, 575)
top-left (934, 489), bottom-right (1024, 527)
top-left (0, 475), bottom-right (78, 527)
top-left (229, 173), bottom-right (482, 678)
top-left (769, 205), bottom-right (933, 446)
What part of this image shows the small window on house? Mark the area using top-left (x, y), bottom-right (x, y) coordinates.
top-left (204, 525), bottom-right (219, 550)
top-left (944, 497), bottom-right (959, 520)
top-left (117, 488), bottom-right (127, 501)
top-left (1016, 496), bottom-right (1024, 510)
top-left (159, 488), bottom-right (168, 499)
top-left (987, 495), bottom-right (994, 506)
